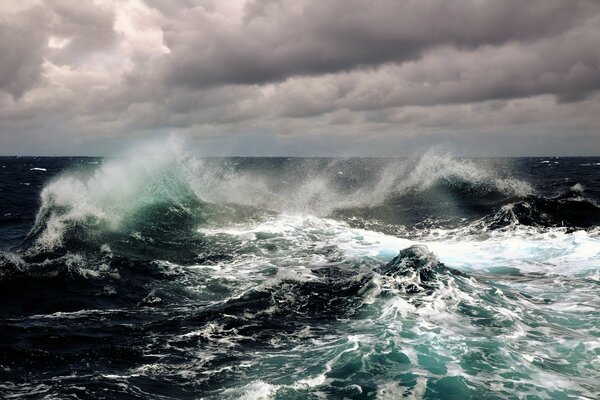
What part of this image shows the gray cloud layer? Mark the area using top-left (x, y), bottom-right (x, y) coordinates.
top-left (157, 0), bottom-right (592, 87)
top-left (0, 0), bottom-right (599, 155)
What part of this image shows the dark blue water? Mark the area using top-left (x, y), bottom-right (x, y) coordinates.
top-left (1, 148), bottom-right (599, 399)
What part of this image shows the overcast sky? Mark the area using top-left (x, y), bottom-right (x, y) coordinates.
top-left (1, 0), bottom-right (599, 156)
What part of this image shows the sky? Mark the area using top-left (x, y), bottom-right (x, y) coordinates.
top-left (0, 0), bottom-right (599, 156)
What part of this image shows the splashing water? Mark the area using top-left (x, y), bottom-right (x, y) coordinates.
top-left (28, 139), bottom-right (536, 251)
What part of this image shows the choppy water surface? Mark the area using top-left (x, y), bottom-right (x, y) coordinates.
top-left (1, 142), bottom-right (599, 399)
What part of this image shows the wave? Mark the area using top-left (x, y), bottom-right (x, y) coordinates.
top-left (2, 142), bottom-right (598, 400)
top-left (378, 245), bottom-right (467, 294)
top-left (106, 245), bottom-right (469, 350)
top-left (26, 138), bottom-right (202, 251)
top-left (24, 138), bottom-right (537, 253)
top-left (0, 239), bottom-right (461, 336)
top-left (0, 250), bottom-right (159, 316)
top-left (482, 183), bottom-right (600, 229)
top-left (390, 151), bottom-right (532, 198)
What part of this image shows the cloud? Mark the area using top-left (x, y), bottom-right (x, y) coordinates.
top-left (46, 0), bottom-right (119, 65)
top-left (0, 0), bottom-right (120, 98)
top-left (0, 0), bottom-right (599, 155)
top-left (154, 0), bottom-right (595, 88)
top-left (0, 6), bottom-right (50, 98)
top-left (259, 27), bottom-right (600, 118)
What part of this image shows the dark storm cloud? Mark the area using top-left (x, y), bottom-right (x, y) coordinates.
top-left (153, 0), bottom-right (595, 88)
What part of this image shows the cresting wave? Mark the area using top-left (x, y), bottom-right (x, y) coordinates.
top-left (25, 138), bottom-right (543, 252)
top-left (27, 139), bottom-right (202, 251)
top-left (25, 137), bottom-right (600, 255)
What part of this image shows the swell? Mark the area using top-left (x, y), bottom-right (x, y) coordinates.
top-left (0, 249), bottom-right (195, 317)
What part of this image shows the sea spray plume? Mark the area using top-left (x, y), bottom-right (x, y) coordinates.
top-left (185, 158), bottom-right (275, 211)
top-left (327, 152), bottom-right (534, 229)
top-left (192, 152), bottom-right (532, 215)
top-left (394, 150), bottom-right (533, 197)
top-left (28, 137), bottom-right (200, 251)
top-left (284, 152), bottom-right (534, 213)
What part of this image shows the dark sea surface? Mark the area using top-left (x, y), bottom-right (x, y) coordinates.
top-left (1, 146), bottom-right (599, 399)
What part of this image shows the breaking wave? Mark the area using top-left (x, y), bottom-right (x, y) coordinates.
top-left (26, 138), bottom-right (539, 253)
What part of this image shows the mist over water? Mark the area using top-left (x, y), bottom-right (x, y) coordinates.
top-left (1, 138), bottom-right (599, 399)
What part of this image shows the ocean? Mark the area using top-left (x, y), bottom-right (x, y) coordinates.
top-left (1, 143), bottom-right (599, 399)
